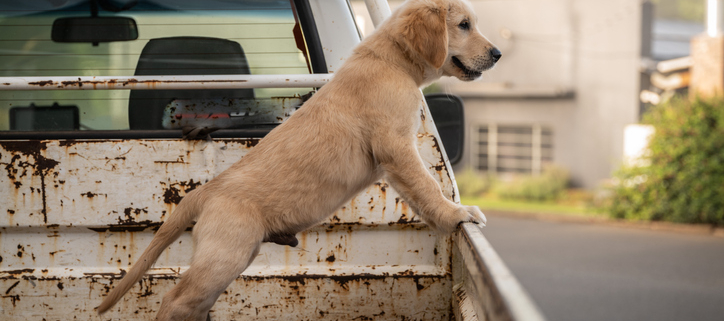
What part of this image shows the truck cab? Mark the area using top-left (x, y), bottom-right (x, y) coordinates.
top-left (0, 1), bottom-right (543, 320)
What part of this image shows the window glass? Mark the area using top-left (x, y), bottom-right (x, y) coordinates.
top-left (0, 0), bottom-right (313, 132)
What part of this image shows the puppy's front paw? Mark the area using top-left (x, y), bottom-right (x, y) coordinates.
top-left (456, 205), bottom-right (487, 228)
top-left (436, 205), bottom-right (487, 233)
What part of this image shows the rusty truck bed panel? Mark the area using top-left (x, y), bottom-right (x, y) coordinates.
top-left (0, 133), bottom-right (457, 320)
top-left (0, 135), bottom-right (452, 227)
top-left (2, 274), bottom-right (452, 320)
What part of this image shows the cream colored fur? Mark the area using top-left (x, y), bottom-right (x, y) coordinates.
top-left (97, 0), bottom-right (498, 319)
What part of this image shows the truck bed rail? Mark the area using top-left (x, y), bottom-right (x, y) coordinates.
top-left (0, 74), bottom-right (332, 91)
top-left (454, 223), bottom-right (546, 321)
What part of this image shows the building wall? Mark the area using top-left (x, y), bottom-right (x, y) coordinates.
top-left (568, 0), bottom-right (643, 188)
top-left (455, 98), bottom-right (577, 179)
top-left (351, 0), bottom-right (642, 189)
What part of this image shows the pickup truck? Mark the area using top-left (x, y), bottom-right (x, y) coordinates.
top-left (0, 0), bottom-right (544, 320)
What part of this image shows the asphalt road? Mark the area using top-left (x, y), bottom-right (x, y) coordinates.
top-left (481, 215), bottom-right (724, 321)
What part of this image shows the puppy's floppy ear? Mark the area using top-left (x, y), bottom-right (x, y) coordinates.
top-left (400, 3), bottom-right (448, 69)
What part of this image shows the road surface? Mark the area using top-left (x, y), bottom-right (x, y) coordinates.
top-left (481, 214), bottom-right (724, 321)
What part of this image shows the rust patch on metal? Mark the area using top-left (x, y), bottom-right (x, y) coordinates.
top-left (154, 159), bottom-right (187, 164)
top-left (1, 141), bottom-right (59, 223)
top-left (82, 191), bottom-right (107, 198)
top-left (86, 207), bottom-right (162, 232)
top-left (239, 139), bottom-right (260, 148)
top-left (123, 207), bottom-right (146, 216)
top-left (26, 78), bottom-right (251, 89)
top-left (87, 221), bottom-right (163, 233)
top-left (121, 207), bottom-right (149, 222)
top-left (136, 278), bottom-right (156, 298)
top-left (162, 180), bottom-right (202, 205)
top-left (83, 270), bottom-right (127, 279)
top-left (57, 139), bottom-right (77, 147)
top-left (87, 207), bottom-right (165, 233)
top-left (396, 213), bottom-right (412, 224)
top-left (374, 181), bottom-right (388, 193)
top-left (429, 136), bottom-right (456, 201)
top-left (0, 268), bottom-right (35, 279)
top-left (5, 281), bottom-right (19, 294)
top-left (240, 273), bottom-right (447, 291)
top-left (2, 294), bottom-right (20, 307)
top-left (27, 80), bottom-right (53, 87)
top-left (60, 80), bottom-right (83, 88)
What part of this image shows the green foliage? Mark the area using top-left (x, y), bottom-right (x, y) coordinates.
top-left (609, 97), bottom-right (724, 225)
top-left (495, 166), bottom-right (570, 202)
top-left (455, 168), bottom-right (494, 198)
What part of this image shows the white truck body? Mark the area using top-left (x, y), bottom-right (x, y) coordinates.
top-left (0, 0), bottom-right (544, 319)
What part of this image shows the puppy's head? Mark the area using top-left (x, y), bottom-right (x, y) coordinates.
top-left (397, 0), bottom-right (500, 81)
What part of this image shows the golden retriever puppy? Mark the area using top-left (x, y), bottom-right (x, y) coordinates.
top-left (98, 0), bottom-right (499, 319)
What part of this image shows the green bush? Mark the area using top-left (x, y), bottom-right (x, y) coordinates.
top-left (495, 165), bottom-right (570, 202)
top-left (609, 97), bottom-right (724, 225)
top-left (455, 168), bottom-right (494, 198)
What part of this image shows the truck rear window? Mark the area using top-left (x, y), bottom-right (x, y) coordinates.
top-left (0, 0), bottom-right (318, 136)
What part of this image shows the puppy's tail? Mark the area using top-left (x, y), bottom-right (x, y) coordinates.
top-left (96, 191), bottom-right (201, 314)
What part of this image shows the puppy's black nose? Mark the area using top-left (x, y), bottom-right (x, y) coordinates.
top-left (490, 48), bottom-right (502, 62)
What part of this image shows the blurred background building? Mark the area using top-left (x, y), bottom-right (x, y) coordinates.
top-left (352, 0), bottom-right (701, 189)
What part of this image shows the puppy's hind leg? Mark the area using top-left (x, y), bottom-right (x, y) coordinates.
top-left (155, 216), bottom-right (264, 321)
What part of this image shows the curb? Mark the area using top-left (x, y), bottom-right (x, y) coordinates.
top-left (482, 209), bottom-right (724, 238)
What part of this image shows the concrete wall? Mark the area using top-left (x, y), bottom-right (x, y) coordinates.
top-left (351, 0), bottom-right (642, 189)
top-left (568, 0), bottom-right (642, 188)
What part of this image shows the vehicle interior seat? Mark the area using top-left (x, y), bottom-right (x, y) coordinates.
top-left (128, 36), bottom-right (254, 130)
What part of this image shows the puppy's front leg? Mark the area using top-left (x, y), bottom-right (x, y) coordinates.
top-left (374, 136), bottom-right (486, 233)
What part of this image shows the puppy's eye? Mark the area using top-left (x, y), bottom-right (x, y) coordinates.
top-left (458, 21), bottom-right (470, 30)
